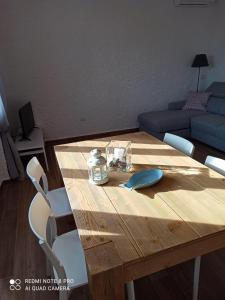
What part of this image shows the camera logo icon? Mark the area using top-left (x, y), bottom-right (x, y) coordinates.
top-left (9, 279), bottom-right (21, 291)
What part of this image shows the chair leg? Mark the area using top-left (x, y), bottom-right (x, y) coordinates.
top-left (46, 258), bottom-right (53, 278)
top-left (126, 281), bottom-right (135, 300)
top-left (43, 147), bottom-right (49, 171)
top-left (59, 290), bottom-right (68, 300)
top-left (46, 218), bottom-right (57, 278)
top-left (193, 256), bottom-right (201, 300)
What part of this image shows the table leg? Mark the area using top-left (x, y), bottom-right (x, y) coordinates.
top-left (193, 256), bottom-right (201, 300)
top-left (86, 242), bottom-right (125, 300)
top-left (89, 268), bottom-right (125, 300)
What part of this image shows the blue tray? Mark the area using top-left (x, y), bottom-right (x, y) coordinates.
top-left (119, 169), bottom-right (163, 191)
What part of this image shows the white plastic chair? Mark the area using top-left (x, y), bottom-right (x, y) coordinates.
top-left (163, 133), bottom-right (195, 157)
top-left (26, 156), bottom-right (72, 218)
top-left (28, 193), bottom-right (136, 300)
top-left (28, 192), bottom-right (88, 300)
top-left (205, 155), bottom-right (225, 176)
top-left (164, 133), bottom-right (201, 299)
top-left (193, 256), bottom-right (201, 300)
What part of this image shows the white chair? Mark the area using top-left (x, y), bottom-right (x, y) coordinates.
top-left (28, 193), bottom-right (135, 300)
top-left (193, 256), bottom-right (201, 300)
top-left (163, 133), bottom-right (195, 157)
top-left (26, 156), bottom-right (72, 218)
top-left (164, 133), bottom-right (201, 299)
top-left (28, 192), bottom-right (88, 300)
top-left (205, 155), bottom-right (225, 176)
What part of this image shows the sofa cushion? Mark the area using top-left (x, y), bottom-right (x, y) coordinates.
top-left (191, 113), bottom-right (225, 138)
top-left (216, 124), bottom-right (225, 140)
top-left (206, 82), bottom-right (225, 98)
top-left (207, 96), bottom-right (225, 116)
top-left (138, 110), bottom-right (206, 133)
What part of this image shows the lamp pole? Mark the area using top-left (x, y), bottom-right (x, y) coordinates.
top-left (191, 54), bottom-right (209, 93)
top-left (197, 67), bottom-right (201, 92)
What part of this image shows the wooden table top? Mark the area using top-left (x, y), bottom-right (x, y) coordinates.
top-left (55, 131), bottom-right (225, 282)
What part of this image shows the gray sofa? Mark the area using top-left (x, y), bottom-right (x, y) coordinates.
top-left (138, 82), bottom-right (225, 152)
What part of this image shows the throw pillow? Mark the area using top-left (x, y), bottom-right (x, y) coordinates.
top-left (182, 92), bottom-right (211, 111)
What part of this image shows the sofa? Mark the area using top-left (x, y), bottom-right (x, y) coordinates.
top-left (138, 82), bottom-right (225, 152)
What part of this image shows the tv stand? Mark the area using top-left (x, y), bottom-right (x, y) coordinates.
top-left (15, 127), bottom-right (49, 171)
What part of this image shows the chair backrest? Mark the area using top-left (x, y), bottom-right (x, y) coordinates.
top-left (205, 156), bottom-right (225, 176)
top-left (28, 192), bottom-right (52, 241)
top-left (26, 157), bottom-right (49, 197)
top-left (28, 193), bottom-right (67, 283)
top-left (163, 133), bottom-right (195, 157)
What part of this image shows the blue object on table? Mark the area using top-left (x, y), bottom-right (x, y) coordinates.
top-left (119, 169), bottom-right (164, 191)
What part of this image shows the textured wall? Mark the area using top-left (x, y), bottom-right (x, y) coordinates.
top-left (0, 0), bottom-right (223, 140)
top-left (205, 1), bottom-right (225, 85)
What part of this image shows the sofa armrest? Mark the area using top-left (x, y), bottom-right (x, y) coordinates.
top-left (168, 100), bottom-right (186, 110)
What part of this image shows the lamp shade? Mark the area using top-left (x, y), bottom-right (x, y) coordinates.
top-left (192, 54), bottom-right (209, 68)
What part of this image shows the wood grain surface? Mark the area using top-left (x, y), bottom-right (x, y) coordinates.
top-left (55, 132), bottom-right (225, 300)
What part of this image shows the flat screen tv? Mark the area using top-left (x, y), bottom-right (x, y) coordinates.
top-left (19, 102), bottom-right (35, 139)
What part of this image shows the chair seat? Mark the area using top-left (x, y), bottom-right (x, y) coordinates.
top-left (52, 230), bottom-right (88, 288)
top-left (46, 187), bottom-right (72, 218)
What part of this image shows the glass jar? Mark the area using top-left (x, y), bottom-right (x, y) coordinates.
top-left (106, 140), bottom-right (132, 172)
top-left (87, 149), bottom-right (109, 185)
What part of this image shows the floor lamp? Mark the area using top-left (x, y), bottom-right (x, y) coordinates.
top-left (192, 54), bottom-right (209, 92)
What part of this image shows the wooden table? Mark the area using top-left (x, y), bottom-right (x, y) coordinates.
top-left (55, 132), bottom-right (225, 300)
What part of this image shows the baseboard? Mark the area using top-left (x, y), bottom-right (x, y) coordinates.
top-left (46, 128), bottom-right (139, 146)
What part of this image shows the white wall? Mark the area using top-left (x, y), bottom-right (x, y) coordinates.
top-left (205, 1), bottom-right (225, 85)
top-left (0, 0), bottom-right (224, 140)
